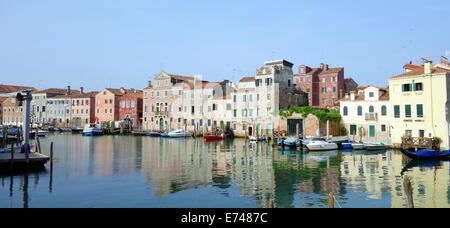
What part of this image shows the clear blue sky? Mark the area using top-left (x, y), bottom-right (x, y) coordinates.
top-left (1, 0), bottom-right (449, 91)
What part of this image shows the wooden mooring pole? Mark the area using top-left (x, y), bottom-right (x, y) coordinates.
top-left (328, 192), bottom-right (335, 208)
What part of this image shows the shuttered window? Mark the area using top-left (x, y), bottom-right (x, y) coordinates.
top-left (417, 104), bottom-right (424, 118)
top-left (394, 105), bottom-right (400, 118)
top-left (405, 105), bottom-right (412, 118)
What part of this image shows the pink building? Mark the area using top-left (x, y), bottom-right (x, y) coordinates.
top-left (70, 91), bottom-right (97, 128)
top-left (294, 63), bottom-right (347, 108)
top-left (95, 88), bottom-right (127, 125)
top-left (119, 91), bottom-right (143, 129)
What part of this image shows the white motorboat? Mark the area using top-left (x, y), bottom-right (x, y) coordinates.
top-left (168, 129), bottom-right (192, 138)
top-left (352, 143), bottom-right (366, 150)
top-left (306, 140), bottom-right (338, 151)
top-left (364, 143), bottom-right (386, 151)
top-left (82, 124), bottom-right (103, 136)
top-left (30, 130), bottom-right (48, 137)
top-left (248, 136), bottom-right (258, 141)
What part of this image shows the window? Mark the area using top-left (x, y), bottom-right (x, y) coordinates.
top-left (369, 106), bottom-right (375, 113)
top-left (226, 104), bottom-right (232, 111)
top-left (233, 110), bottom-right (237, 117)
top-left (402, 84), bottom-right (412, 92)
top-left (233, 95), bottom-right (237, 103)
top-left (357, 106), bottom-right (363, 116)
top-left (212, 104), bottom-right (217, 111)
top-left (419, 130), bottom-right (425, 138)
top-left (381, 125), bottom-right (387, 132)
top-left (405, 130), bottom-right (412, 137)
top-left (405, 105), bottom-right (412, 118)
top-left (414, 83), bottom-right (423, 91)
top-left (381, 106), bottom-right (387, 116)
top-left (394, 105), bottom-right (400, 118)
top-left (417, 104), bottom-right (424, 118)
top-left (288, 80), bottom-right (291, 87)
top-left (333, 87), bottom-right (337, 93)
top-left (343, 106), bottom-right (348, 116)
top-left (369, 92), bottom-right (374, 98)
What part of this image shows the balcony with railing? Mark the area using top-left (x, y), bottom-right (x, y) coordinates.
top-left (154, 111), bottom-right (169, 117)
top-left (365, 112), bottom-right (378, 121)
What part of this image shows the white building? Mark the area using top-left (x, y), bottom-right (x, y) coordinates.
top-left (231, 60), bottom-right (308, 137)
top-left (339, 86), bottom-right (391, 144)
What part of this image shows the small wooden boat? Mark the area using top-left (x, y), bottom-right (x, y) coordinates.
top-left (401, 147), bottom-right (450, 159)
top-left (204, 135), bottom-right (224, 141)
top-left (364, 143), bottom-right (385, 151)
top-left (282, 138), bottom-right (298, 148)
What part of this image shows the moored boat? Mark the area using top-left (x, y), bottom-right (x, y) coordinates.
top-left (168, 129), bottom-right (192, 138)
top-left (401, 147), bottom-right (450, 159)
top-left (147, 132), bottom-right (162, 137)
top-left (82, 124), bottom-right (103, 136)
top-left (306, 140), bottom-right (338, 151)
top-left (282, 138), bottom-right (298, 148)
top-left (204, 135), bottom-right (224, 141)
top-left (364, 143), bottom-right (385, 151)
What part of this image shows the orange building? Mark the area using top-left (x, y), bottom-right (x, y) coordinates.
top-left (70, 91), bottom-right (97, 128)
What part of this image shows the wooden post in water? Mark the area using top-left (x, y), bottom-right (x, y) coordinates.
top-left (328, 192), bottom-right (335, 208)
top-left (49, 142), bottom-right (54, 193)
top-left (403, 176), bottom-right (414, 208)
top-left (10, 142), bottom-right (15, 168)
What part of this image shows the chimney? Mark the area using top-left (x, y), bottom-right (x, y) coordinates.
top-left (148, 81), bottom-right (152, 88)
top-left (350, 91), bottom-right (356, 101)
top-left (320, 63), bottom-right (329, 71)
top-left (67, 86), bottom-right (71, 95)
top-left (80, 87), bottom-right (84, 94)
top-left (424, 61), bottom-right (433, 74)
top-left (120, 87), bottom-right (126, 94)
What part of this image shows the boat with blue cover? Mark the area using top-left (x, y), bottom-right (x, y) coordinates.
top-left (401, 146), bottom-right (450, 159)
top-left (82, 124), bottom-right (103, 136)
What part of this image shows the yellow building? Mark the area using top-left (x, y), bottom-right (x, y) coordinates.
top-left (388, 58), bottom-right (450, 149)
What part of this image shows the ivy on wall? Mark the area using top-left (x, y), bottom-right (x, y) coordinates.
top-left (277, 106), bottom-right (341, 121)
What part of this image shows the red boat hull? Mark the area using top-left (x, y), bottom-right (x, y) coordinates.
top-left (204, 135), bottom-right (223, 141)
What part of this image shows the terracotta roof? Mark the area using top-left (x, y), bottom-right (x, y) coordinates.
top-left (298, 67), bottom-right (343, 76)
top-left (404, 64), bottom-right (423, 70)
top-left (104, 88), bottom-right (127, 96)
top-left (239, 77), bottom-right (255, 82)
top-left (340, 89), bottom-right (389, 102)
top-left (390, 66), bottom-right (450, 79)
top-left (167, 73), bottom-right (200, 82)
top-left (0, 97), bottom-right (8, 103)
top-left (357, 85), bottom-right (388, 91)
top-left (122, 92), bottom-right (143, 99)
top-left (215, 95), bottom-right (231, 100)
top-left (34, 88), bottom-right (80, 95)
top-left (67, 92), bottom-right (98, 99)
top-left (0, 85), bottom-right (37, 93)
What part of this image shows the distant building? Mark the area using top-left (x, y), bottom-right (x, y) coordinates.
top-left (95, 88), bottom-right (130, 125)
top-left (2, 97), bottom-right (23, 126)
top-left (119, 91), bottom-right (144, 129)
top-left (344, 78), bottom-right (359, 94)
top-left (0, 97), bottom-right (8, 125)
top-left (232, 60), bottom-right (308, 137)
top-left (31, 87), bottom-right (79, 126)
top-left (70, 91), bottom-right (97, 128)
top-left (294, 63), bottom-right (346, 108)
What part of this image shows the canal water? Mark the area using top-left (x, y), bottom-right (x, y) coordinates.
top-left (1, 133), bottom-right (450, 208)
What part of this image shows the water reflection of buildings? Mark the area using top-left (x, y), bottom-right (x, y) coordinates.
top-left (141, 139), bottom-right (276, 207)
top-left (340, 150), bottom-right (450, 208)
top-left (274, 150), bottom-right (344, 208)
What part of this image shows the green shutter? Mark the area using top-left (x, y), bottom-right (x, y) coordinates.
top-left (413, 83), bottom-right (416, 91)
top-left (350, 125), bottom-right (357, 135)
top-left (405, 105), bottom-right (411, 118)
top-left (394, 105), bottom-right (400, 118)
top-left (417, 104), bottom-right (424, 118)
